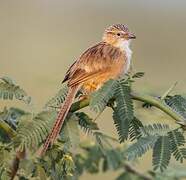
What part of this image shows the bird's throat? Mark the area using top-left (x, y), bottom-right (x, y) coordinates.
top-left (115, 40), bottom-right (132, 73)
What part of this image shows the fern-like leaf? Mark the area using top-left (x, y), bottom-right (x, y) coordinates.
top-left (152, 136), bottom-right (171, 172)
top-left (61, 154), bottom-right (75, 177)
top-left (0, 107), bottom-right (26, 129)
top-left (103, 149), bottom-right (123, 170)
top-left (0, 77), bottom-right (31, 104)
top-left (76, 112), bottom-right (99, 133)
top-left (45, 85), bottom-right (68, 109)
top-left (165, 95), bottom-right (186, 119)
top-left (132, 72), bottom-right (145, 79)
top-left (140, 124), bottom-right (170, 137)
top-left (126, 136), bottom-right (158, 160)
top-left (14, 111), bottom-right (57, 151)
top-left (0, 143), bottom-right (12, 179)
top-left (89, 79), bottom-right (117, 112)
top-left (129, 117), bottom-right (143, 141)
top-left (60, 115), bottom-right (80, 151)
top-left (168, 129), bottom-right (186, 162)
top-left (113, 79), bottom-right (133, 142)
top-left (94, 132), bottom-right (123, 170)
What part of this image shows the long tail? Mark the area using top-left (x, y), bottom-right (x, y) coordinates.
top-left (40, 85), bottom-right (79, 156)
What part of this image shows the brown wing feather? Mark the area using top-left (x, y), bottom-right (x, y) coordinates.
top-left (68, 70), bottom-right (108, 87)
top-left (63, 42), bottom-right (123, 87)
top-left (62, 61), bottom-right (77, 83)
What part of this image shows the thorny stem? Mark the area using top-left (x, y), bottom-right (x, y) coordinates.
top-left (70, 91), bottom-right (186, 125)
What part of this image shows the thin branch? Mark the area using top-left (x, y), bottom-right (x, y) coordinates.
top-left (70, 91), bottom-right (186, 125)
top-left (123, 162), bottom-right (153, 180)
top-left (0, 121), bottom-right (16, 138)
top-left (160, 82), bottom-right (178, 100)
top-left (131, 92), bottom-right (186, 125)
top-left (70, 98), bottom-right (90, 112)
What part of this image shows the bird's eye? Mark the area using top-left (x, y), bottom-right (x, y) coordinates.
top-left (117, 33), bottom-right (121, 36)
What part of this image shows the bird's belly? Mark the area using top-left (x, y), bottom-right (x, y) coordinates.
top-left (82, 60), bottom-right (126, 93)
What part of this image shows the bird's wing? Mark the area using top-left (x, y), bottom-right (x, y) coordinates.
top-left (62, 42), bottom-right (123, 87)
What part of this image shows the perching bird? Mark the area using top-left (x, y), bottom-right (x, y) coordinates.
top-left (41, 24), bottom-right (136, 155)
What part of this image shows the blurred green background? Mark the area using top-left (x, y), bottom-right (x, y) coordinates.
top-left (0, 0), bottom-right (186, 179)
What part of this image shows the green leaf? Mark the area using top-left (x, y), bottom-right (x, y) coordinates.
top-left (132, 72), bottom-right (145, 79)
top-left (80, 145), bottom-right (102, 174)
top-left (0, 76), bottom-right (31, 104)
top-left (113, 79), bottom-right (133, 142)
top-left (158, 167), bottom-right (186, 179)
top-left (126, 136), bottom-right (158, 161)
top-left (165, 95), bottom-right (186, 119)
top-left (153, 136), bottom-right (171, 172)
top-left (129, 117), bottom-right (143, 141)
top-left (0, 143), bottom-right (12, 179)
top-left (36, 165), bottom-right (47, 180)
top-left (168, 129), bottom-right (186, 162)
top-left (94, 132), bottom-right (123, 170)
top-left (45, 85), bottom-right (68, 109)
top-left (14, 111), bottom-right (57, 151)
top-left (1, 76), bottom-right (16, 85)
top-left (0, 107), bottom-right (27, 129)
top-left (61, 154), bottom-right (75, 177)
top-left (140, 124), bottom-right (170, 137)
top-left (103, 149), bottom-right (123, 170)
top-left (76, 112), bottom-right (99, 133)
top-left (89, 79), bottom-right (117, 112)
top-left (60, 115), bottom-right (80, 151)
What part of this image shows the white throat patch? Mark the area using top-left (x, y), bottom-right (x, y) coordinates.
top-left (116, 40), bottom-right (132, 73)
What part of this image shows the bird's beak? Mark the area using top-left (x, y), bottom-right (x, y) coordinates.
top-left (127, 32), bottom-right (136, 39)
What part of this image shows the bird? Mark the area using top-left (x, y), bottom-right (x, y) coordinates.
top-left (41, 24), bottom-right (136, 155)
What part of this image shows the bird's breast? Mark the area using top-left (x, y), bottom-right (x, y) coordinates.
top-left (82, 56), bottom-right (126, 93)
top-left (81, 42), bottom-right (132, 93)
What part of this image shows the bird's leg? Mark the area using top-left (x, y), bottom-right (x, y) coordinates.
top-left (77, 88), bottom-right (90, 101)
top-left (78, 94), bottom-right (89, 101)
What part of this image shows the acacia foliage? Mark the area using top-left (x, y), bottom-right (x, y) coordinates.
top-left (0, 75), bottom-right (186, 180)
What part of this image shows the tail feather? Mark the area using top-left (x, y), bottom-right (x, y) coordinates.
top-left (40, 85), bottom-right (79, 156)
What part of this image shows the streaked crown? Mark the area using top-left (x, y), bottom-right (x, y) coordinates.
top-left (105, 24), bottom-right (129, 33)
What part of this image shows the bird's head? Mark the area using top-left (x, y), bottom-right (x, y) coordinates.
top-left (102, 24), bottom-right (136, 49)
